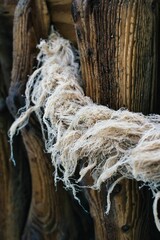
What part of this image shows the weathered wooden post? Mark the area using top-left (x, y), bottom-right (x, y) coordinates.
top-left (5, 0), bottom-right (93, 239)
top-left (72, 0), bottom-right (160, 239)
top-left (0, 2), bottom-right (32, 239)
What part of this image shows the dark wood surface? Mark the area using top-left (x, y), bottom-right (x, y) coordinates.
top-left (1, 0), bottom-right (93, 239)
top-left (72, 0), bottom-right (160, 239)
top-left (72, 0), bottom-right (160, 114)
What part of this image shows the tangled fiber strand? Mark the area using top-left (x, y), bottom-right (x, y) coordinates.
top-left (9, 30), bottom-right (160, 230)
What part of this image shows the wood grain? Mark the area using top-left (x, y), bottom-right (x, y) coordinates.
top-left (7, 0), bottom-right (50, 117)
top-left (72, 0), bottom-right (160, 114)
top-left (6, 0), bottom-right (93, 239)
top-left (0, 2), bottom-right (31, 239)
top-left (22, 129), bottom-right (86, 240)
top-left (72, 0), bottom-right (160, 239)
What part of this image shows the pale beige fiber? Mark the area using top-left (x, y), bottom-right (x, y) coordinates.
top-left (9, 30), bottom-right (160, 231)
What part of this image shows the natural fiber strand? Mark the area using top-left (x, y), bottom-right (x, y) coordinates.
top-left (9, 30), bottom-right (160, 231)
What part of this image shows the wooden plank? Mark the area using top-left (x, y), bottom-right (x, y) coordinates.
top-left (72, 0), bottom-right (160, 239)
top-left (72, 0), bottom-right (160, 114)
top-left (6, 0), bottom-right (93, 239)
top-left (0, 3), bottom-right (31, 239)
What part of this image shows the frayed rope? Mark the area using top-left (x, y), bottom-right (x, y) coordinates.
top-left (9, 29), bottom-right (160, 230)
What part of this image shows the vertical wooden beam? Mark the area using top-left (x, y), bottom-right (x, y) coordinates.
top-left (72, 0), bottom-right (160, 239)
top-left (7, 0), bottom-right (94, 239)
top-left (6, 0), bottom-right (50, 118)
top-left (72, 0), bottom-right (160, 113)
top-left (0, 2), bottom-right (31, 239)
top-left (22, 130), bottom-right (85, 240)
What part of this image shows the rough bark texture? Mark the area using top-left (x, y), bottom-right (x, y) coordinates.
top-left (72, 0), bottom-right (160, 239)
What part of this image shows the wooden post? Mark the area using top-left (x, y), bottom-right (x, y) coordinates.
top-left (72, 0), bottom-right (160, 239)
top-left (72, 0), bottom-right (160, 113)
top-left (0, 2), bottom-right (31, 239)
top-left (6, 0), bottom-right (93, 239)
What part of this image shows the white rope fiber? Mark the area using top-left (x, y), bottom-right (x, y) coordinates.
top-left (9, 30), bottom-right (160, 230)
